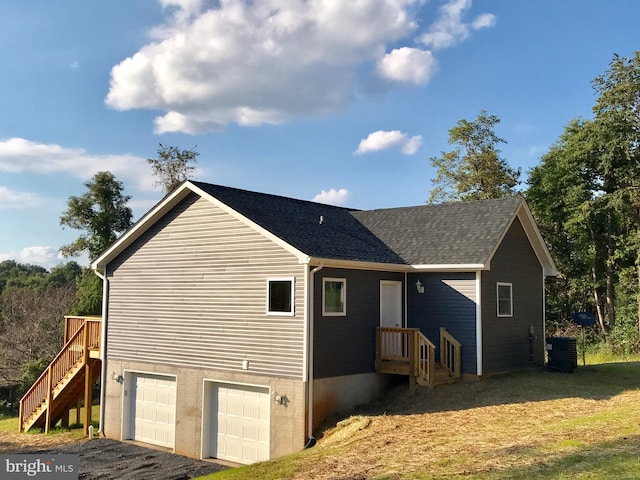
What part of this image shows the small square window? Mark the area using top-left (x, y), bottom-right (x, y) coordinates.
top-left (323, 278), bottom-right (346, 316)
top-left (497, 282), bottom-right (513, 317)
top-left (267, 278), bottom-right (294, 316)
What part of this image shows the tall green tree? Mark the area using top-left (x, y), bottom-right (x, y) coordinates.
top-left (527, 119), bottom-right (614, 333)
top-left (591, 52), bottom-right (640, 342)
top-left (428, 110), bottom-right (521, 203)
top-left (59, 172), bottom-right (133, 317)
top-left (60, 171), bottom-right (133, 261)
top-left (527, 52), bottom-right (640, 351)
top-left (147, 144), bottom-right (199, 194)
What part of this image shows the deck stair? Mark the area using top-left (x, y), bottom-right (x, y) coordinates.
top-left (376, 326), bottom-right (461, 387)
top-left (19, 316), bottom-right (101, 434)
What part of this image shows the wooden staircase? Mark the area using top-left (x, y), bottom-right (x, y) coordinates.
top-left (19, 316), bottom-right (102, 434)
top-left (376, 326), bottom-right (461, 387)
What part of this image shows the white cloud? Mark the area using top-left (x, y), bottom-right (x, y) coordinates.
top-left (355, 130), bottom-right (422, 155)
top-left (0, 185), bottom-right (40, 209)
top-left (105, 1), bottom-right (429, 133)
top-left (104, 1), bottom-right (496, 134)
top-left (312, 188), bottom-right (352, 206)
top-left (401, 135), bottom-right (423, 155)
top-left (419, 0), bottom-right (496, 50)
top-left (0, 247), bottom-right (59, 269)
top-left (0, 137), bottom-right (155, 192)
top-left (377, 47), bottom-right (437, 85)
top-left (0, 247), bottom-right (90, 269)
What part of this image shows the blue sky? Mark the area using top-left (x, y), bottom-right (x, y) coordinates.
top-left (0, 0), bottom-right (638, 269)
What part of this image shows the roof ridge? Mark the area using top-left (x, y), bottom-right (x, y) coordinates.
top-left (354, 194), bottom-right (523, 215)
top-left (190, 180), bottom-right (360, 212)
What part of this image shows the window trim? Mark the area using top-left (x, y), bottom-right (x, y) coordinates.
top-left (496, 282), bottom-right (513, 317)
top-left (322, 277), bottom-right (347, 317)
top-left (266, 277), bottom-right (295, 316)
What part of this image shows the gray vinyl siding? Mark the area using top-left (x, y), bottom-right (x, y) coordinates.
top-left (407, 272), bottom-right (477, 374)
top-left (106, 193), bottom-right (306, 378)
top-left (481, 217), bottom-right (544, 374)
top-left (313, 268), bottom-right (404, 379)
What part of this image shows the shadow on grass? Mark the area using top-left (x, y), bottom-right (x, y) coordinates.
top-left (482, 434), bottom-right (640, 480)
top-left (355, 361), bottom-right (640, 418)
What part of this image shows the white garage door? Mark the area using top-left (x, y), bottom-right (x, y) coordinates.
top-left (211, 383), bottom-right (270, 464)
top-left (130, 373), bottom-right (176, 448)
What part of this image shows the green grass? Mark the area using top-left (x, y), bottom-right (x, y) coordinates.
top-left (483, 436), bottom-right (640, 480)
top-left (196, 359), bottom-right (640, 480)
top-left (0, 404), bottom-right (100, 435)
top-left (585, 351), bottom-right (640, 365)
top-left (0, 416), bottom-right (18, 432)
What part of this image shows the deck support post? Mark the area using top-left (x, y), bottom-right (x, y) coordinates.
top-left (44, 366), bottom-right (52, 434)
top-left (76, 397), bottom-right (82, 425)
top-left (83, 323), bottom-right (91, 436)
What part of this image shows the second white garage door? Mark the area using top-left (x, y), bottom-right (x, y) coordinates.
top-left (129, 373), bottom-right (176, 448)
top-left (209, 383), bottom-right (270, 464)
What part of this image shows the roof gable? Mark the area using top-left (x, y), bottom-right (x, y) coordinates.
top-left (191, 182), bottom-right (405, 265)
top-left (352, 196), bottom-right (523, 267)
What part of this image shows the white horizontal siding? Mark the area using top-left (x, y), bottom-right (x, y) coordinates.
top-left (442, 278), bottom-right (477, 303)
top-left (107, 193), bottom-right (306, 378)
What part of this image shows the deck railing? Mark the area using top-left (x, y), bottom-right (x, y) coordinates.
top-left (19, 316), bottom-right (101, 433)
top-left (64, 316), bottom-right (101, 344)
top-left (439, 327), bottom-right (462, 380)
top-left (376, 327), bottom-right (436, 386)
top-left (415, 330), bottom-right (436, 386)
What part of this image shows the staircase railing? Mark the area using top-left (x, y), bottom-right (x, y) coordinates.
top-left (414, 330), bottom-right (436, 386)
top-left (19, 317), bottom-right (101, 433)
top-left (439, 327), bottom-right (462, 380)
top-left (376, 327), bottom-right (436, 386)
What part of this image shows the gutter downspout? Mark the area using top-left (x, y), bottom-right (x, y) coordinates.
top-left (404, 271), bottom-right (408, 328)
top-left (93, 267), bottom-right (108, 436)
top-left (306, 263), bottom-right (323, 448)
top-left (475, 270), bottom-right (482, 376)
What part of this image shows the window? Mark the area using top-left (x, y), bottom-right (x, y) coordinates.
top-left (323, 278), bottom-right (346, 316)
top-left (267, 278), bottom-right (294, 315)
top-left (497, 282), bottom-right (513, 317)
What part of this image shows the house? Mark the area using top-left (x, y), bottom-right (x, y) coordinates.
top-left (90, 181), bottom-right (557, 465)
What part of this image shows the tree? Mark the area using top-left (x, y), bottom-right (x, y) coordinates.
top-left (0, 284), bottom-right (77, 389)
top-left (71, 268), bottom-right (103, 316)
top-left (591, 52), bottom-right (640, 343)
top-left (526, 52), bottom-right (640, 351)
top-left (46, 261), bottom-right (82, 288)
top-left (527, 119), bottom-right (614, 333)
top-left (147, 144), bottom-right (199, 194)
top-left (428, 110), bottom-right (521, 203)
top-left (60, 171), bottom-right (133, 261)
top-left (0, 260), bottom-right (47, 294)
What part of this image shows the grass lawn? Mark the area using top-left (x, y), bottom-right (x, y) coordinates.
top-left (0, 405), bottom-right (101, 453)
top-left (199, 356), bottom-right (640, 480)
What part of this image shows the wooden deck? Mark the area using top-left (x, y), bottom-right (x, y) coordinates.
top-left (19, 316), bottom-right (102, 434)
top-left (376, 326), bottom-right (461, 387)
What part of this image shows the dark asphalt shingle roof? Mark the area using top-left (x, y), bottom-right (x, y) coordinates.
top-left (352, 196), bottom-right (523, 265)
top-left (192, 181), bottom-right (523, 266)
top-left (192, 182), bottom-right (406, 264)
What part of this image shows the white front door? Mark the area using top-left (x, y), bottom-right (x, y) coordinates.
top-left (380, 280), bottom-right (403, 328)
top-left (380, 281), bottom-right (403, 357)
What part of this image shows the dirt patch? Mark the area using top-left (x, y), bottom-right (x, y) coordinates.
top-left (0, 428), bottom-right (83, 454)
top-left (1, 433), bottom-right (228, 479)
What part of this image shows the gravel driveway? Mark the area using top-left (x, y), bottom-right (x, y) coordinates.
top-left (33, 438), bottom-right (229, 480)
